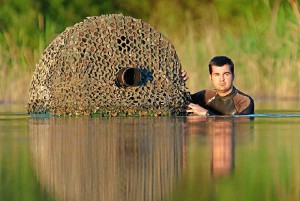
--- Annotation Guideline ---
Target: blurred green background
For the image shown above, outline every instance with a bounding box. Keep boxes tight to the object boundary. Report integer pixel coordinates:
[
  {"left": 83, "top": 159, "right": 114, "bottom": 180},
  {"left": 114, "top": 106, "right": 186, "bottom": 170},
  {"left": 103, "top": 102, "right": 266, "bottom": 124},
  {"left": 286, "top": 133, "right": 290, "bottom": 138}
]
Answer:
[{"left": 0, "top": 0, "right": 300, "bottom": 105}]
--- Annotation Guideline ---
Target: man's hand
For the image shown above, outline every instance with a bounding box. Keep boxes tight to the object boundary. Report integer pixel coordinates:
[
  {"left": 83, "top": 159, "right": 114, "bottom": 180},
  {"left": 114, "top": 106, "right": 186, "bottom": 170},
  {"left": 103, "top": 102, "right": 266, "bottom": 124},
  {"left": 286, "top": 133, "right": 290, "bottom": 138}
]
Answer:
[
  {"left": 187, "top": 103, "right": 209, "bottom": 116},
  {"left": 181, "top": 69, "right": 189, "bottom": 81}
]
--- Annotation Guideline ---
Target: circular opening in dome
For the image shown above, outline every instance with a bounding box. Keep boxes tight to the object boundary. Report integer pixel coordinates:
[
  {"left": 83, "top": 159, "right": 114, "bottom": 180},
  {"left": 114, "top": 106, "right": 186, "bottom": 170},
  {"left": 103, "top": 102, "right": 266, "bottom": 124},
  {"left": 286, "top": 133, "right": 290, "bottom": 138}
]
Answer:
[{"left": 116, "top": 68, "right": 141, "bottom": 87}]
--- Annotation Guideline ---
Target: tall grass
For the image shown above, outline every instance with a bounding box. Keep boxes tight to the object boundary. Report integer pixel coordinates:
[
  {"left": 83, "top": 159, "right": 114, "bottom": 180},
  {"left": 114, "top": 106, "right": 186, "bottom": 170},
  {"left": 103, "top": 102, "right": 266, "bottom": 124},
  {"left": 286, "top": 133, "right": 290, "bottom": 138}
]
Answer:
[
  {"left": 0, "top": 11, "right": 57, "bottom": 104},
  {"left": 160, "top": 0, "right": 300, "bottom": 100},
  {"left": 1, "top": 0, "right": 300, "bottom": 104}
]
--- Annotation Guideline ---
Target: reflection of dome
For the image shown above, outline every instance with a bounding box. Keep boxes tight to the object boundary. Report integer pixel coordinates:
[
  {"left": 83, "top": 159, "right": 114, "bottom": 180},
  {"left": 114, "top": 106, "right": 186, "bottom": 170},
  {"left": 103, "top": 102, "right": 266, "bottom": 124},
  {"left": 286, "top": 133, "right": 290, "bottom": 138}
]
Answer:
[
  {"left": 27, "top": 14, "right": 190, "bottom": 116},
  {"left": 29, "top": 117, "right": 185, "bottom": 201}
]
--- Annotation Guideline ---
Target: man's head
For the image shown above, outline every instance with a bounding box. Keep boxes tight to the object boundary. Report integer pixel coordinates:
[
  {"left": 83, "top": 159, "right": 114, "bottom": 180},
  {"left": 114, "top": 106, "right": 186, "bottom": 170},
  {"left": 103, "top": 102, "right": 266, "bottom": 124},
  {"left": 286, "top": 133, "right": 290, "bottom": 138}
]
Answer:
[
  {"left": 208, "top": 56, "right": 235, "bottom": 96},
  {"left": 208, "top": 56, "right": 234, "bottom": 75}
]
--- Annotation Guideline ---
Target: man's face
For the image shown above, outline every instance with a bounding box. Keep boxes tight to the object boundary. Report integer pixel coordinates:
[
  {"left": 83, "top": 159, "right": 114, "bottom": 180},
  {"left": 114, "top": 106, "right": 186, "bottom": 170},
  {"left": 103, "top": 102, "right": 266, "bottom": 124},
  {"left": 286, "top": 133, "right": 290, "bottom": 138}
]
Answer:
[{"left": 210, "top": 64, "right": 234, "bottom": 96}]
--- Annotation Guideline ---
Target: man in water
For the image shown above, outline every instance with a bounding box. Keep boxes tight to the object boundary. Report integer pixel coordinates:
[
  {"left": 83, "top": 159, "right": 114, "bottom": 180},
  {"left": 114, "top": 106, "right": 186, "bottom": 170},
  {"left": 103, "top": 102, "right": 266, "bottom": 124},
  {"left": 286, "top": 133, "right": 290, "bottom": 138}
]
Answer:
[{"left": 184, "top": 56, "right": 254, "bottom": 116}]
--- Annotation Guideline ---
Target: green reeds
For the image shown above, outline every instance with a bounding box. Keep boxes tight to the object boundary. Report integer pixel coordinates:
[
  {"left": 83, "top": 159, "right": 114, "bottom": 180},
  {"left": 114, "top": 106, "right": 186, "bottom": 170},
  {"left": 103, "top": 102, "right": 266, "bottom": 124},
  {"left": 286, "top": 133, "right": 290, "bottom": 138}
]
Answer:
[
  {"left": 160, "top": 0, "right": 300, "bottom": 100},
  {"left": 1, "top": 0, "right": 300, "bottom": 103},
  {"left": 0, "top": 11, "right": 57, "bottom": 104}
]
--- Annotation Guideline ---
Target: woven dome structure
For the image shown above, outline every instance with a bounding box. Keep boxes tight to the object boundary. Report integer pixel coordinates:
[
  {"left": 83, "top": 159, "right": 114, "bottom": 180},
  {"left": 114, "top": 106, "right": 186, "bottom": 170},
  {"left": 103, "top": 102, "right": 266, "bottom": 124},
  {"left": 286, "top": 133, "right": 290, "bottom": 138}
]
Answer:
[{"left": 27, "top": 14, "right": 190, "bottom": 116}]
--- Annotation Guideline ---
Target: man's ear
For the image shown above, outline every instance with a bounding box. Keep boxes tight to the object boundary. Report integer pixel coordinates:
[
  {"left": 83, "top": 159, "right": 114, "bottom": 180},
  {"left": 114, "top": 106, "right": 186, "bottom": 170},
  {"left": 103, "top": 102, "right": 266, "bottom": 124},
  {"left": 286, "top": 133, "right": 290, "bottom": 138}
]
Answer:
[
  {"left": 232, "top": 73, "right": 235, "bottom": 81},
  {"left": 209, "top": 74, "right": 212, "bottom": 81}
]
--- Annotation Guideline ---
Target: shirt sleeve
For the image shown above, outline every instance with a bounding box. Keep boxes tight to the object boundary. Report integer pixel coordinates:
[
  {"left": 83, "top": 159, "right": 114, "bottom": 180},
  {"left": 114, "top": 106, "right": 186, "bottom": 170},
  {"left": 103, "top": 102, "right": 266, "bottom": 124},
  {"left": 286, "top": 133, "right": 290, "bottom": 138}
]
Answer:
[
  {"left": 237, "top": 97, "right": 255, "bottom": 115},
  {"left": 190, "top": 90, "right": 206, "bottom": 107}
]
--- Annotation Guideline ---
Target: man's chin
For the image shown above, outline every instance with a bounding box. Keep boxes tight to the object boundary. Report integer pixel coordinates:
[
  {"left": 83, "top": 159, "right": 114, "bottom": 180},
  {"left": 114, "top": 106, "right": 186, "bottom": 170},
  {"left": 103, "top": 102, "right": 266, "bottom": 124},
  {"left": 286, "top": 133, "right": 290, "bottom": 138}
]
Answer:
[{"left": 216, "top": 87, "right": 232, "bottom": 96}]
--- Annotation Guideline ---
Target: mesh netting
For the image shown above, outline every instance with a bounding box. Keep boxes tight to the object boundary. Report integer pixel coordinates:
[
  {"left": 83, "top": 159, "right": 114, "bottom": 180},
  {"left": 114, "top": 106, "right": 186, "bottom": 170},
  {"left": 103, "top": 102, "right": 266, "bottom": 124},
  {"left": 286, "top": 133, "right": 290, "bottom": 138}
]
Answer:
[{"left": 27, "top": 14, "right": 190, "bottom": 116}]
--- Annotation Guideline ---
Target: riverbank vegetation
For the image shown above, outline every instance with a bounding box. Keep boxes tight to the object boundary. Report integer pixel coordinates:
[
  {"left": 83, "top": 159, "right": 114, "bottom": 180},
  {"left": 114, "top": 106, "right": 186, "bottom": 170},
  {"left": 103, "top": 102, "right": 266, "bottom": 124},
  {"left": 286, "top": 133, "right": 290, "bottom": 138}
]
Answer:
[{"left": 0, "top": 0, "right": 300, "bottom": 103}]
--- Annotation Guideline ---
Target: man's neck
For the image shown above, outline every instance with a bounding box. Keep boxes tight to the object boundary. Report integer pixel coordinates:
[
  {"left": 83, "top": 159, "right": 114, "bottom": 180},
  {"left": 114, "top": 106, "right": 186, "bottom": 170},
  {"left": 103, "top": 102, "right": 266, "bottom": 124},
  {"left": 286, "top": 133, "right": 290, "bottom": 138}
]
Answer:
[{"left": 217, "top": 87, "right": 234, "bottom": 97}]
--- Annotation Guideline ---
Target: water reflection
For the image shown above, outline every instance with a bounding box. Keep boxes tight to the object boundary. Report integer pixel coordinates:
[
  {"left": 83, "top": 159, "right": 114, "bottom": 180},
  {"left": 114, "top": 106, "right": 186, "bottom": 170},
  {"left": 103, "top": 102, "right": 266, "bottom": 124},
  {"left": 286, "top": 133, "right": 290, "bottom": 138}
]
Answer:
[
  {"left": 186, "top": 116, "right": 252, "bottom": 177},
  {"left": 29, "top": 117, "right": 185, "bottom": 201},
  {"left": 210, "top": 119, "right": 234, "bottom": 176}
]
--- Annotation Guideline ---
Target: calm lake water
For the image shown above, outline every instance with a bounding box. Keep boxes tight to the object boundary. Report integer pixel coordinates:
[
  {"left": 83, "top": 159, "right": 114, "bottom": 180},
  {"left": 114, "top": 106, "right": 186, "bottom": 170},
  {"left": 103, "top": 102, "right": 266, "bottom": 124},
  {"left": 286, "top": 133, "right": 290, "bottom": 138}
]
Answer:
[{"left": 0, "top": 101, "right": 300, "bottom": 201}]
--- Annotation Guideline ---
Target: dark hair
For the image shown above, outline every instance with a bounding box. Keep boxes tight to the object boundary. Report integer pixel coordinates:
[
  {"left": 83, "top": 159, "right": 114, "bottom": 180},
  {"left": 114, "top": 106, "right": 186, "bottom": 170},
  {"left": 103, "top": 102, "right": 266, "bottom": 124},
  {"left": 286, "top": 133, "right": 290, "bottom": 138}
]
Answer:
[{"left": 208, "top": 56, "right": 234, "bottom": 75}]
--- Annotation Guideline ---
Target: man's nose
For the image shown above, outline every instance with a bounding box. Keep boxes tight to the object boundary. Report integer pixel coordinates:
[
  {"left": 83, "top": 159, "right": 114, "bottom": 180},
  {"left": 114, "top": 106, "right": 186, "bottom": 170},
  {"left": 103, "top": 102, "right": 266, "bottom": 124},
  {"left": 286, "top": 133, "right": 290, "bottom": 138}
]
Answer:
[{"left": 220, "top": 75, "right": 225, "bottom": 81}]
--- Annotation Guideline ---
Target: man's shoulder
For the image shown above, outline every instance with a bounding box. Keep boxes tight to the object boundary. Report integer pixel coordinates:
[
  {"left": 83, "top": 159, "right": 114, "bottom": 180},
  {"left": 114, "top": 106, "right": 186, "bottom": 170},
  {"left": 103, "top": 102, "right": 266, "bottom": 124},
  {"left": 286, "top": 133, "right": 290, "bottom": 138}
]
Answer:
[
  {"left": 233, "top": 88, "right": 255, "bottom": 114},
  {"left": 191, "top": 89, "right": 216, "bottom": 104},
  {"left": 234, "top": 89, "right": 254, "bottom": 102},
  {"left": 193, "top": 89, "right": 216, "bottom": 97}
]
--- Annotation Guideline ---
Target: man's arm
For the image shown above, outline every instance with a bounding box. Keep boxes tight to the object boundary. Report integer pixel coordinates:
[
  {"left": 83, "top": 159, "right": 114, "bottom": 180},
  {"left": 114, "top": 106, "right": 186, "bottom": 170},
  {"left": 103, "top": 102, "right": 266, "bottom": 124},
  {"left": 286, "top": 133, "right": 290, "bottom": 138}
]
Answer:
[
  {"left": 181, "top": 69, "right": 215, "bottom": 116},
  {"left": 234, "top": 94, "right": 255, "bottom": 115},
  {"left": 187, "top": 103, "right": 213, "bottom": 116},
  {"left": 237, "top": 98, "right": 254, "bottom": 115}
]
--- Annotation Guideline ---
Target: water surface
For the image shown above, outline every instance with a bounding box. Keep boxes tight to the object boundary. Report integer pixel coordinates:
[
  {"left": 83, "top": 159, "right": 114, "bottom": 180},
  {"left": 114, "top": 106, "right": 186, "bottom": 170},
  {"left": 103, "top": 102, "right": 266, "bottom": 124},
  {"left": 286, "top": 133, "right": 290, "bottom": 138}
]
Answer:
[{"left": 0, "top": 105, "right": 299, "bottom": 201}]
